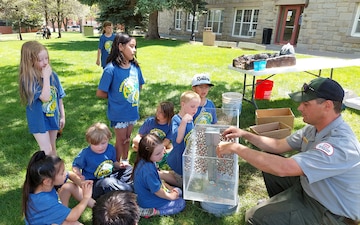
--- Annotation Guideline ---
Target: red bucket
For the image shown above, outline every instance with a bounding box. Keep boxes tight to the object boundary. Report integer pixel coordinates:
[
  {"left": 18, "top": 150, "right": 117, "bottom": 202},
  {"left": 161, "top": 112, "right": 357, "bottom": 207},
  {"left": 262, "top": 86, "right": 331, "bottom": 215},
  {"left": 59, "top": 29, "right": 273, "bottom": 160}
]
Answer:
[{"left": 255, "top": 79, "right": 274, "bottom": 100}]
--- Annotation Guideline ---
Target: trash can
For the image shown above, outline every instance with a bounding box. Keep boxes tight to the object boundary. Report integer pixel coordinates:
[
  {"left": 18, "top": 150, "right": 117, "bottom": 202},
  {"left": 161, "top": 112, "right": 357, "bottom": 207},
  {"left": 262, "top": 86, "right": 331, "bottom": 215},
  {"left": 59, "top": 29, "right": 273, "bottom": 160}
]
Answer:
[
  {"left": 83, "top": 25, "right": 94, "bottom": 36},
  {"left": 262, "top": 28, "right": 272, "bottom": 45},
  {"left": 203, "top": 27, "right": 215, "bottom": 46}
]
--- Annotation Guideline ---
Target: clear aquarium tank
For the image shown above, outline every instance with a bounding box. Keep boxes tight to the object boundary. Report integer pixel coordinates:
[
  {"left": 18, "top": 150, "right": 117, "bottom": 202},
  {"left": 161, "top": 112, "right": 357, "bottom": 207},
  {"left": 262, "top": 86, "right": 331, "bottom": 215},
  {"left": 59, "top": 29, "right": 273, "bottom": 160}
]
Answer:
[{"left": 182, "top": 108, "right": 239, "bottom": 205}]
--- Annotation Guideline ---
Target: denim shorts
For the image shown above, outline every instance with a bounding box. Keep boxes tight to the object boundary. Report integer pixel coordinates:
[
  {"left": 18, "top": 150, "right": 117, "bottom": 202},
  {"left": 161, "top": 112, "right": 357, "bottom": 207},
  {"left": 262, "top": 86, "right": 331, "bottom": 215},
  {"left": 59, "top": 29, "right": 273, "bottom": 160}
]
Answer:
[{"left": 110, "top": 120, "right": 137, "bottom": 129}]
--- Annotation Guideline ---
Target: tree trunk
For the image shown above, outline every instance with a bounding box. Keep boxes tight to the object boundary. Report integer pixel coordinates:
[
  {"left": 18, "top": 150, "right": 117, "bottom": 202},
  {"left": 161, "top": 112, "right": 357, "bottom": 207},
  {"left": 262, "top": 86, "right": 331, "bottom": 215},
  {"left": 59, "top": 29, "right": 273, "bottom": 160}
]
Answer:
[
  {"left": 146, "top": 11, "right": 160, "bottom": 40},
  {"left": 57, "top": 0, "right": 62, "bottom": 38},
  {"left": 63, "top": 18, "right": 69, "bottom": 31}
]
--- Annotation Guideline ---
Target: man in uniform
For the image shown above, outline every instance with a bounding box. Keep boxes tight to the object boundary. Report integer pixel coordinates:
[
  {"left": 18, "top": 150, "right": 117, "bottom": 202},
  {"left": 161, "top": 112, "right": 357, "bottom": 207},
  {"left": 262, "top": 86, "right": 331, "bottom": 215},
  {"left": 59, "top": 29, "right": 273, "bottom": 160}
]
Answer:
[{"left": 217, "top": 77, "right": 360, "bottom": 225}]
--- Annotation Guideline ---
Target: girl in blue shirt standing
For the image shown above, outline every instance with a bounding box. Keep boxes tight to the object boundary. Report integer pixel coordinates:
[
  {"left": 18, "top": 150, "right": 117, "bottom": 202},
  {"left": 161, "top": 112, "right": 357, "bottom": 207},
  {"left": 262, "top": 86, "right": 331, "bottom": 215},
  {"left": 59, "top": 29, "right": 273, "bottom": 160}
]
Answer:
[
  {"left": 132, "top": 134, "right": 186, "bottom": 217},
  {"left": 96, "top": 21, "right": 115, "bottom": 68},
  {"left": 97, "top": 33, "right": 145, "bottom": 163},
  {"left": 18, "top": 41, "right": 66, "bottom": 156}
]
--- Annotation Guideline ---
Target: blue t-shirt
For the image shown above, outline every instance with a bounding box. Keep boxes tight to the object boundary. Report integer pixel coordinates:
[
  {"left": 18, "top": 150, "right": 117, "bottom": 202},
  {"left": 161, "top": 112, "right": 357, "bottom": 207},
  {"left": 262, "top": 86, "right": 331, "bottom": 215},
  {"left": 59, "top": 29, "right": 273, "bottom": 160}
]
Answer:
[
  {"left": 26, "top": 72, "right": 66, "bottom": 133},
  {"left": 194, "top": 99, "right": 217, "bottom": 124},
  {"left": 134, "top": 159, "right": 170, "bottom": 208},
  {"left": 139, "top": 116, "right": 172, "bottom": 140},
  {"left": 98, "top": 62, "right": 145, "bottom": 122},
  {"left": 25, "top": 188, "right": 71, "bottom": 225},
  {"left": 72, "top": 144, "right": 117, "bottom": 180},
  {"left": 98, "top": 33, "right": 115, "bottom": 68},
  {"left": 166, "top": 114, "right": 194, "bottom": 175}
]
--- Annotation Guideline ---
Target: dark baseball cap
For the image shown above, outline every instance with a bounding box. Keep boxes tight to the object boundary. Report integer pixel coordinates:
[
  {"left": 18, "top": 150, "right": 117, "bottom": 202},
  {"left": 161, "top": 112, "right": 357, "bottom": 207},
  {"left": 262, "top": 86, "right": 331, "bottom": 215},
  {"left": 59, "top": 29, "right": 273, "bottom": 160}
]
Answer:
[{"left": 289, "top": 77, "right": 344, "bottom": 102}]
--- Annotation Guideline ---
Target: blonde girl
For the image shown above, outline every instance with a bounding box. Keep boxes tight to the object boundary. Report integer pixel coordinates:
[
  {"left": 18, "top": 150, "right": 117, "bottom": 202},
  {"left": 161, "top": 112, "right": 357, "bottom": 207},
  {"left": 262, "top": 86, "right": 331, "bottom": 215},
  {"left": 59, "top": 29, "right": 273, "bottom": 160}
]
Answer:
[{"left": 18, "top": 41, "right": 66, "bottom": 155}]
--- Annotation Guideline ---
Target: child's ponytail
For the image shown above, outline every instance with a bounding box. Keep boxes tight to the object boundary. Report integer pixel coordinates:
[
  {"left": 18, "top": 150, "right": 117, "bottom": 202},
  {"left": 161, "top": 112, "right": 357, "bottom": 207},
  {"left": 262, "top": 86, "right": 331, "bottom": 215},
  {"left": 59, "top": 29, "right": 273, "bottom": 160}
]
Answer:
[{"left": 21, "top": 151, "right": 63, "bottom": 219}]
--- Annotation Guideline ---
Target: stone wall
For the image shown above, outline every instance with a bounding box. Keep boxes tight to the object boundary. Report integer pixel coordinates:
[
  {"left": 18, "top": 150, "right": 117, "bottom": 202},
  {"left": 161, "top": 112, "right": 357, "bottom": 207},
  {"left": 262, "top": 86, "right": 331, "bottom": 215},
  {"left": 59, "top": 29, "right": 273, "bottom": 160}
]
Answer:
[
  {"left": 297, "top": 0, "right": 360, "bottom": 54},
  {"left": 158, "top": 0, "right": 360, "bottom": 54}
]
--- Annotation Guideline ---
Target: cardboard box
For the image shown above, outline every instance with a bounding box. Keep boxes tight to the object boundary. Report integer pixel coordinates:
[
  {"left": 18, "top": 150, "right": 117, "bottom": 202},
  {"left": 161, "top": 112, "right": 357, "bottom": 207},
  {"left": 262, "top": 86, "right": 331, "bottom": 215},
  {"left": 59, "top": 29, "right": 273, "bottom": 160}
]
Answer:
[
  {"left": 249, "top": 122, "right": 291, "bottom": 139},
  {"left": 255, "top": 108, "right": 294, "bottom": 128}
]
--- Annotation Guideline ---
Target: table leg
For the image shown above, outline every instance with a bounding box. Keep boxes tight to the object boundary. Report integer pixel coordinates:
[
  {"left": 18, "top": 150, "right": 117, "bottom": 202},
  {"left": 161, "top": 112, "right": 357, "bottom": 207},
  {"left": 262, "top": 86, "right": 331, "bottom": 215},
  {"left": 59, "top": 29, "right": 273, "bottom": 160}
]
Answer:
[
  {"left": 330, "top": 68, "right": 333, "bottom": 79},
  {"left": 251, "top": 76, "right": 258, "bottom": 109},
  {"left": 242, "top": 73, "right": 258, "bottom": 109}
]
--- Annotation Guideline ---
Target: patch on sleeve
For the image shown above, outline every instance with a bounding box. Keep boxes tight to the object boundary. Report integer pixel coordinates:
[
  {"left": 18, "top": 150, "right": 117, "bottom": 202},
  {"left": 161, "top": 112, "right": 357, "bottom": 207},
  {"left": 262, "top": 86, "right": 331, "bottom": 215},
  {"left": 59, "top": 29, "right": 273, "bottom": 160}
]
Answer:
[{"left": 315, "top": 142, "right": 334, "bottom": 156}]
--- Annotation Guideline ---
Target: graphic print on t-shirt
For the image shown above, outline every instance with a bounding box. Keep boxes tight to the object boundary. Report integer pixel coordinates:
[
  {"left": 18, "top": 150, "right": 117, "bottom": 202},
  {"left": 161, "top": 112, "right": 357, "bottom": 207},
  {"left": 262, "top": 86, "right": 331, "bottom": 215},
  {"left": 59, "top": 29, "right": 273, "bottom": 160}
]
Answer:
[
  {"left": 104, "top": 40, "right": 113, "bottom": 54},
  {"left": 42, "top": 86, "right": 57, "bottom": 117},
  {"left": 94, "top": 159, "right": 114, "bottom": 179},
  {"left": 150, "top": 128, "right": 166, "bottom": 140},
  {"left": 119, "top": 67, "right": 139, "bottom": 107}
]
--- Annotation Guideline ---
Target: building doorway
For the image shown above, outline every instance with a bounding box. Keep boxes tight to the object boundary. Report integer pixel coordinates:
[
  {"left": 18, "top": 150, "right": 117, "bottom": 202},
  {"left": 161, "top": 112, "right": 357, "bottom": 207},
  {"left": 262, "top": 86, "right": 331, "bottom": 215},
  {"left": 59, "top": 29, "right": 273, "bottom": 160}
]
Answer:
[{"left": 275, "top": 5, "right": 303, "bottom": 45}]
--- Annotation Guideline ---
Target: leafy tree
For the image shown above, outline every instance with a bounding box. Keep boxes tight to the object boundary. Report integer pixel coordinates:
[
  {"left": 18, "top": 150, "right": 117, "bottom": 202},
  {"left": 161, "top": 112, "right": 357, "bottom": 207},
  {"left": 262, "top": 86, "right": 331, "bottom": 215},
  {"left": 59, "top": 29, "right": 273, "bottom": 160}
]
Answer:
[
  {"left": 1, "top": 0, "right": 43, "bottom": 40},
  {"left": 78, "top": 0, "right": 207, "bottom": 39},
  {"left": 96, "top": 0, "right": 144, "bottom": 32}
]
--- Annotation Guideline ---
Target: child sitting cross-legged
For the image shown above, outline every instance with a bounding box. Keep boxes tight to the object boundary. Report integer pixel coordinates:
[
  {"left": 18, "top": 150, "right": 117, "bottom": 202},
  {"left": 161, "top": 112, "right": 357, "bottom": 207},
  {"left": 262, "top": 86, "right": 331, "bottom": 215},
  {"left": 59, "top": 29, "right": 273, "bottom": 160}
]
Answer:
[
  {"left": 132, "top": 134, "right": 186, "bottom": 217},
  {"left": 72, "top": 122, "right": 133, "bottom": 200}
]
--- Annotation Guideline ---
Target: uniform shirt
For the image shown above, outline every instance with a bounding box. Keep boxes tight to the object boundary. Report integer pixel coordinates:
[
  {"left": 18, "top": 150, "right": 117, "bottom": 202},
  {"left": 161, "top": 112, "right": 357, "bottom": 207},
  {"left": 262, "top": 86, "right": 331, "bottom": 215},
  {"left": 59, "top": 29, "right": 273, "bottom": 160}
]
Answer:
[
  {"left": 98, "top": 62, "right": 145, "bottom": 122},
  {"left": 288, "top": 116, "right": 360, "bottom": 220},
  {"left": 72, "top": 144, "right": 116, "bottom": 180},
  {"left": 194, "top": 99, "right": 217, "bottom": 124},
  {"left": 167, "top": 114, "right": 194, "bottom": 175},
  {"left": 134, "top": 159, "right": 170, "bottom": 208},
  {"left": 26, "top": 72, "right": 66, "bottom": 133},
  {"left": 139, "top": 116, "right": 172, "bottom": 140},
  {"left": 25, "top": 188, "right": 70, "bottom": 225},
  {"left": 98, "top": 33, "right": 115, "bottom": 68}
]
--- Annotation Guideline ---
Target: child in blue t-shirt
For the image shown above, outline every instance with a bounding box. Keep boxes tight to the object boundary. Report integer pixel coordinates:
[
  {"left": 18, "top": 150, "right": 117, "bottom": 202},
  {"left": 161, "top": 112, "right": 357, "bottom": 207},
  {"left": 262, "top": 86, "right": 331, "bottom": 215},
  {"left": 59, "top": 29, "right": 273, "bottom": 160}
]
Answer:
[
  {"left": 132, "top": 134, "right": 185, "bottom": 217},
  {"left": 96, "top": 21, "right": 115, "bottom": 69},
  {"left": 97, "top": 33, "right": 145, "bottom": 163},
  {"left": 18, "top": 41, "right": 66, "bottom": 156},
  {"left": 162, "top": 91, "right": 201, "bottom": 188},
  {"left": 191, "top": 73, "right": 217, "bottom": 124},
  {"left": 72, "top": 122, "right": 133, "bottom": 199},
  {"left": 132, "top": 101, "right": 174, "bottom": 152},
  {"left": 22, "top": 151, "right": 93, "bottom": 225}
]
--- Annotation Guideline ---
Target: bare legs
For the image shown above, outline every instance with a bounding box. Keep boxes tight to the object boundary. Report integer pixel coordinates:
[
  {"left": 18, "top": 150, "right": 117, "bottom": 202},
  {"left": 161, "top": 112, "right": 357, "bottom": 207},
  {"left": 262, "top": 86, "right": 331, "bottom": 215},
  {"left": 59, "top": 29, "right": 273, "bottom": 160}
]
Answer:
[
  {"left": 114, "top": 124, "right": 133, "bottom": 162},
  {"left": 33, "top": 130, "right": 58, "bottom": 155},
  {"left": 58, "top": 182, "right": 96, "bottom": 208}
]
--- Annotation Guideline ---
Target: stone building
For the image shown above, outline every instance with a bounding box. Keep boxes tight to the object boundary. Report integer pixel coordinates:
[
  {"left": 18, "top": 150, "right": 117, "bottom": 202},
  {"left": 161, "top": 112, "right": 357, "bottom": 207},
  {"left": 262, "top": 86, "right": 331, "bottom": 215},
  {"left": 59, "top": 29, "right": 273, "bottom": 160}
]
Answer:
[{"left": 158, "top": 0, "right": 360, "bottom": 55}]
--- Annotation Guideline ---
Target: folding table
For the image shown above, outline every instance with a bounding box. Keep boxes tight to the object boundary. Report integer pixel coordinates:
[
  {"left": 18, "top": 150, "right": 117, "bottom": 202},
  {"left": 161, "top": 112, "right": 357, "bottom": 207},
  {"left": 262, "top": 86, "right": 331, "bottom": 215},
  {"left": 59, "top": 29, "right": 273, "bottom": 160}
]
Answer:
[{"left": 228, "top": 57, "right": 360, "bottom": 109}]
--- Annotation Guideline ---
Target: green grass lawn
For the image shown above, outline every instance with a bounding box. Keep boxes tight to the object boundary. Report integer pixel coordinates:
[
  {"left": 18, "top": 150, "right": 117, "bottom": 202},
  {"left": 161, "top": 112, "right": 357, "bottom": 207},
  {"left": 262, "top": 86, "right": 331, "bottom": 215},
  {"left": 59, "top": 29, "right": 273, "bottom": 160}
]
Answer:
[{"left": 0, "top": 32, "right": 359, "bottom": 225}]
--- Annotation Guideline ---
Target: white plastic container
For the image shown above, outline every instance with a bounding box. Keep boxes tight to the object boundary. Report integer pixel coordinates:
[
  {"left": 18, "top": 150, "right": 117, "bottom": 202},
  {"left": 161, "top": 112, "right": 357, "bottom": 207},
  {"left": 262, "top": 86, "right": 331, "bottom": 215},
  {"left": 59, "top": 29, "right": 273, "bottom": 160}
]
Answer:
[{"left": 222, "top": 92, "right": 242, "bottom": 117}]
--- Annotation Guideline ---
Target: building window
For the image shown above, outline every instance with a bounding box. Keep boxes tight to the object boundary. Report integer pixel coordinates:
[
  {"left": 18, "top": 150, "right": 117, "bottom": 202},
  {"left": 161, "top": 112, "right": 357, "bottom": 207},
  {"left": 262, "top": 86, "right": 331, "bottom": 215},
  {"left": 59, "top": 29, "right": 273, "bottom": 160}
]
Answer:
[
  {"left": 175, "top": 10, "right": 182, "bottom": 30},
  {"left": 233, "top": 9, "right": 259, "bottom": 37},
  {"left": 351, "top": 4, "right": 360, "bottom": 37},
  {"left": 206, "top": 9, "right": 224, "bottom": 34},
  {"left": 186, "top": 12, "right": 199, "bottom": 32}
]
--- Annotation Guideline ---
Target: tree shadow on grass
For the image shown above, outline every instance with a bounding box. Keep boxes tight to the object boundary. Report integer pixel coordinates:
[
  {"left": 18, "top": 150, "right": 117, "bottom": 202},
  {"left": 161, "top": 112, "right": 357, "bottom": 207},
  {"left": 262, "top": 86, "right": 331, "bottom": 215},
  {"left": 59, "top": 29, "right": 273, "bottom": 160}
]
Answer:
[{"left": 44, "top": 36, "right": 187, "bottom": 53}]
